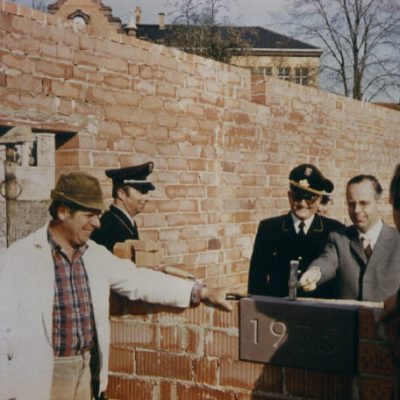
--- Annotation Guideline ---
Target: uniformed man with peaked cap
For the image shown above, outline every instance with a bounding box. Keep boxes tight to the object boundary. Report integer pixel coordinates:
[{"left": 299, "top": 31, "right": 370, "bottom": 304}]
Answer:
[
  {"left": 91, "top": 162, "right": 155, "bottom": 252},
  {"left": 248, "top": 163, "right": 344, "bottom": 298}
]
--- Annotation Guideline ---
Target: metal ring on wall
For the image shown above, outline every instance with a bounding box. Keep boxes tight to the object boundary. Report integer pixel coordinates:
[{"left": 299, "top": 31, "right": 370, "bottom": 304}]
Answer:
[{"left": 0, "top": 180, "right": 23, "bottom": 200}]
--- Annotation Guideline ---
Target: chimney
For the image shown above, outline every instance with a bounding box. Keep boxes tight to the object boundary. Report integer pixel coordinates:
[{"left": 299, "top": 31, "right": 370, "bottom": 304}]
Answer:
[
  {"left": 126, "top": 10, "right": 137, "bottom": 36},
  {"left": 135, "top": 6, "right": 141, "bottom": 25},
  {"left": 158, "top": 12, "right": 165, "bottom": 30}
]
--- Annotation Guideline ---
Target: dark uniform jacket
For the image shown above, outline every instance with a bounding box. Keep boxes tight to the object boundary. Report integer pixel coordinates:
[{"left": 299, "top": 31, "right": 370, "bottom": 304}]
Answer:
[
  {"left": 91, "top": 204, "right": 139, "bottom": 252},
  {"left": 248, "top": 212, "right": 344, "bottom": 298}
]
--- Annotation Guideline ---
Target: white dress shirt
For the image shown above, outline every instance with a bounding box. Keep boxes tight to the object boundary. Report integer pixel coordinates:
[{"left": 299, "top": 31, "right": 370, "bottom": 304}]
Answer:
[
  {"left": 358, "top": 219, "right": 383, "bottom": 250},
  {"left": 291, "top": 213, "right": 315, "bottom": 234}
]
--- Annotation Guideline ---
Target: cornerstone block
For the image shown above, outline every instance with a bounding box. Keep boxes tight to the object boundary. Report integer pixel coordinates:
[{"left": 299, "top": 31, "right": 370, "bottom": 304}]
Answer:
[{"left": 240, "top": 296, "right": 359, "bottom": 374}]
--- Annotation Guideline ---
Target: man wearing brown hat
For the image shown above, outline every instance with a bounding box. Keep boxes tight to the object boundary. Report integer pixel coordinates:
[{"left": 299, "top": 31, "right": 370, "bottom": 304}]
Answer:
[
  {"left": 91, "top": 162, "right": 155, "bottom": 252},
  {"left": 300, "top": 174, "right": 400, "bottom": 302},
  {"left": 248, "top": 164, "right": 344, "bottom": 298},
  {"left": 0, "top": 171, "right": 233, "bottom": 400}
]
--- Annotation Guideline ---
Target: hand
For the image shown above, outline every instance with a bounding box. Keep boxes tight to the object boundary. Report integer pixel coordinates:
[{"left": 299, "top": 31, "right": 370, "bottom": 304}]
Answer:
[
  {"left": 379, "top": 293, "right": 398, "bottom": 321},
  {"left": 200, "top": 286, "right": 235, "bottom": 311},
  {"left": 299, "top": 266, "right": 321, "bottom": 292}
]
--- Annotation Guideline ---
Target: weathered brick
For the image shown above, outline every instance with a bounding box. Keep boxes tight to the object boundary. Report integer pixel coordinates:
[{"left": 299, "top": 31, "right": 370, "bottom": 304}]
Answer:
[
  {"left": 110, "top": 319, "right": 156, "bottom": 348},
  {"left": 359, "top": 375, "right": 393, "bottom": 400},
  {"left": 86, "top": 87, "right": 115, "bottom": 105},
  {"left": 176, "top": 384, "right": 236, "bottom": 400},
  {"left": 55, "top": 151, "right": 79, "bottom": 168},
  {"left": 2, "top": 52, "right": 34, "bottom": 74},
  {"left": 105, "top": 105, "right": 135, "bottom": 123},
  {"left": 113, "top": 91, "right": 141, "bottom": 106},
  {"left": 220, "top": 359, "right": 280, "bottom": 391},
  {"left": 358, "top": 341, "right": 394, "bottom": 376},
  {"left": 106, "top": 376, "right": 153, "bottom": 400},
  {"left": 35, "top": 59, "right": 66, "bottom": 78},
  {"left": 73, "top": 51, "right": 99, "bottom": 68},
  {"left": 205, "top": 329, "right": 239, "bottom": 359},
  {"left": 140, "top": 95, "right": 164, "bottom": 110},
  {"left": 109, "top": 346, "right": 134, "bottom": 374},
  {"left": 51, "top": 81, "right": 82, "bottom": 99},
  {"left": 194, "top": 357, "right": 219, "bottom": 385},
  {"left": 7, "top": 74, "right": 42, "bottom": 93},
  {"left": 359, "top": 307, "right": 381, "bottom": 341},
  {"left": 136, "top": 350, "right": 192, "bottom": 380},
  {"left": 159, "top": 381, "right": 174, "bottom": 400},
  {"left": 159, "top": 325, "right": 185, "bottom": 352},
  {"left": 103, "top": 73, "right": 129, "bottom": 89},
  {"left": 98, "top": 56, "right": 128, "bottom": 73},
  {"left": 0, "top": 71, "right": 6, "bottom": 87},
  {"left": 157, "top": 111, "right": 178, "bottom": 128},
  {"left": 156, "top": 82, "right": 177, "bottom": 98}
]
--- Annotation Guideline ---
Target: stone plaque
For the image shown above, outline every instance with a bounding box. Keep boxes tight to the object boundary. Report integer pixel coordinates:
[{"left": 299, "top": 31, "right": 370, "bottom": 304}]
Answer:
[{"left": 240, "top": 296, "right": 359, "bottom": 374}]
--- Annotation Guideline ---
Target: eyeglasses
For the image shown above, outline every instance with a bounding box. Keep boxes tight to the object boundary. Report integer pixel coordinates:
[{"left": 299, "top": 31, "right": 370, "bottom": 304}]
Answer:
[{"left": 290, "top": 191, "right": 320, "bottom": 205}]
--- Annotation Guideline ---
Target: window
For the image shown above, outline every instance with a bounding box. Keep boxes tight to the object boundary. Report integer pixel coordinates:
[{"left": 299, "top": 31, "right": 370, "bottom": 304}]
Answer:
[
  {"left": 278, "top": 67, "right": 290, "bottom": 81},
  {"left": 295, "top": 68, "right": 309, "bottom": 86},
  {"left": 252, "top": 67, "right": 272, "bottom": 76},
  {"left": 68, "top": 10, "right": 90, "bottom": 32}
]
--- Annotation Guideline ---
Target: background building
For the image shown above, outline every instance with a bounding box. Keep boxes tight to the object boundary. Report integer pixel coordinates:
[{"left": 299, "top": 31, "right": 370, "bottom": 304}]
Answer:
[{"left": 47, "top": 0, "right": 322, "bottom": 87}]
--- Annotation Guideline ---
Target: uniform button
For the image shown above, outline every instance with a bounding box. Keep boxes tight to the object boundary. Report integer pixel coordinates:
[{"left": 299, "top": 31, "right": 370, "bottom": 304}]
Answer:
[{"left": 7, "top": 353, "right": 13, "bottom": 361}]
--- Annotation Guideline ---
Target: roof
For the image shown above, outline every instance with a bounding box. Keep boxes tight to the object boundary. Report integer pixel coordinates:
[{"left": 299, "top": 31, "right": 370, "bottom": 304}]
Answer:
[
  {"left": 134, "top": 24, "right": 322, "bottom": 55},
  {"left": 48, "top": 0, "right": 124, "bottom": 29},
  {"left": 374, "top": 103, "right": 400, "bottom": 111}
]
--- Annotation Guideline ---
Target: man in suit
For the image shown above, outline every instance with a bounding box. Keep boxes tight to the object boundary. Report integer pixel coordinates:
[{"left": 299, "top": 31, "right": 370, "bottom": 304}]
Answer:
[
  {"left": 300, "top": 174, "right": 400, "bottom": 302},
  {"left": 91, "top": 162, "right": 155, "bottom": 252},
  {"left": 248, "top": 164, "right": 344, "bottom": 299},
  {"left": 379, "top": 165, "right": 400, "bottom": 400}
]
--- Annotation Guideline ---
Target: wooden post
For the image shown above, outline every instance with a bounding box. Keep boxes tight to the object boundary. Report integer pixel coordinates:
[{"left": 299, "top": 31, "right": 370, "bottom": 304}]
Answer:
[
  {"left": 5, "top": 145, "right": 18, "bottom": 246},
  {"left": 0, "top": 126, "right": 33, "bottom": 247}
]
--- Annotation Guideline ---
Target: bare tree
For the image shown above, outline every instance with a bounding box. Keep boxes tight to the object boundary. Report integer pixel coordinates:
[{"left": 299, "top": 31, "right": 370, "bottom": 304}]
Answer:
[
  {"left": 286, "top": 0, "right": 400, "bottom": 101},
  {"left": 166, "top": 0, "right": 258, "bottom": 63}
]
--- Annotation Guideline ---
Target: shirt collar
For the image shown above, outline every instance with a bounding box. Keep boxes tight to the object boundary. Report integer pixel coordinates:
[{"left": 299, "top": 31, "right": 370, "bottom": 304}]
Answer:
[
  {"left": 291, "top": 213, "right": 315, "bottom": 234},
  {"left": 112, "top": 203, "right": 136, "bottom": 227},
  {"left": 47, "top": 227, "right": 88, "bottom": 257},
  {"left": 358, "top": 219, "right": 383, "bottom": 248}
]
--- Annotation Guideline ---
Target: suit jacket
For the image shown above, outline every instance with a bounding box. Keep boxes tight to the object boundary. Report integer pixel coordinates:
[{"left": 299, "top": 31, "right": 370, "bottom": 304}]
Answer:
[
  {"left": 91, "top": 204, "right": 139, "bottom": 252},
  {"left": 313, "top": 222, "right": 400, "bottom": 302},
  {"left": 248, "top": 213, "right": 344, "bottom": 298},
  {"left": 0, "top": 225, "right": 194, "bottom": 400}
]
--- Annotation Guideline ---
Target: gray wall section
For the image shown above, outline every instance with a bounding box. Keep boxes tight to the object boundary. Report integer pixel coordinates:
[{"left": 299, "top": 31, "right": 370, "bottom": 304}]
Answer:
[{"left": 0, "top": 200, "right": 50, "bottom": 251}]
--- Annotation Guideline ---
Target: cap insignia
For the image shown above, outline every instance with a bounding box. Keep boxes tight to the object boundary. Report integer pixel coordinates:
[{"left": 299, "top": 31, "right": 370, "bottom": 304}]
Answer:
[
  {"left": 299, "top": 179, "right": 310, "bottom": 187},
  {"left": 304, "top": 167, "right": 312, "bottom": 177}
]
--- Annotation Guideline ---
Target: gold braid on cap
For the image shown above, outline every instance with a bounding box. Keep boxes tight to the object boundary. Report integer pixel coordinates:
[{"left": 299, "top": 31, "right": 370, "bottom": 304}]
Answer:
[{"left": 289, "top": 180, "right": 324, "bottom": 196}]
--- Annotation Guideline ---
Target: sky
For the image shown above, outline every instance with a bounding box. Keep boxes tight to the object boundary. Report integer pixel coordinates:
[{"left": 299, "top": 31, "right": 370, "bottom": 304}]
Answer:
[{"left": 13, "top": 0, "right": 289, "bottom": 30}]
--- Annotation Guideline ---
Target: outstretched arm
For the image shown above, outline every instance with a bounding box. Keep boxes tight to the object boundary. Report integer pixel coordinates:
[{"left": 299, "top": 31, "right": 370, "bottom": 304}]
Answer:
[
  {"left": 299, "top": 266, "right": 322, "bottom": 292},
  {"left": 200, "top": 286, "right": 241, "bottom": 311}
]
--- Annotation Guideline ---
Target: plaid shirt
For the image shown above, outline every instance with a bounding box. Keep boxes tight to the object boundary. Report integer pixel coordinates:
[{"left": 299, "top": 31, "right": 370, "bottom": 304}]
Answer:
[{"left": 48, "top": 232, "right": 95, "bottom": 357}]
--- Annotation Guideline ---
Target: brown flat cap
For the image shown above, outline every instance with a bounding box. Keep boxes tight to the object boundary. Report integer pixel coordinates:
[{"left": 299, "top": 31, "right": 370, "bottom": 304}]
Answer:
[{"left": 51, "top": 171, "right": 105, "bottom": 212}]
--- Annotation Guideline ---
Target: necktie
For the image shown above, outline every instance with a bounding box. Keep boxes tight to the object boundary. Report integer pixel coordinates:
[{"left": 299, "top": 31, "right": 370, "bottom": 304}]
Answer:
[
  {"left": 298, "top": 221, "right": 306, "bottom": 238},
  {"left": 361, "top": 237, "right": 373, "bottom": 259}
]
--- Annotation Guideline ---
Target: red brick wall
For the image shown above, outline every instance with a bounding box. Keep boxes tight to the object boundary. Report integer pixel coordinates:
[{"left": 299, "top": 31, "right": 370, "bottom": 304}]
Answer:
[
  {"left": 1, "top": 0, "right": 400, "bottom": 288},
  {"left": 108, "top": 302, "right": 395, "bottom": 400},
  {"left": 1, "top": 2, "right": 400, "bottom": 398}
]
